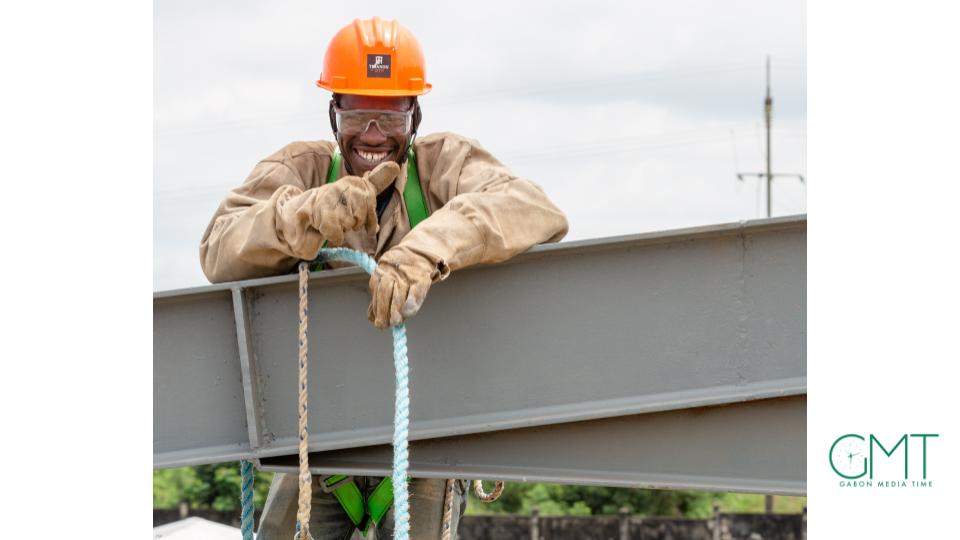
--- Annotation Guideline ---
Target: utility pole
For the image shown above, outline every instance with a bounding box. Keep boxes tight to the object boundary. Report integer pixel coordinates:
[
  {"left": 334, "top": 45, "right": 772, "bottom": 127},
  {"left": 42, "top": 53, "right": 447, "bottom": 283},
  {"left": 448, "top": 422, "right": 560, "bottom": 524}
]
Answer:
[
  {"left": 760, "top": 55, "right": 772, "bottom": 514},
  {"left": 764, "top": 60, "right": 774, "bottom": 529},
  {"left": 737, "top": 56, "right": 805, "bottom": 218},
  {"left": 765, "top": 56, "right": 773, "bottom": 218}
]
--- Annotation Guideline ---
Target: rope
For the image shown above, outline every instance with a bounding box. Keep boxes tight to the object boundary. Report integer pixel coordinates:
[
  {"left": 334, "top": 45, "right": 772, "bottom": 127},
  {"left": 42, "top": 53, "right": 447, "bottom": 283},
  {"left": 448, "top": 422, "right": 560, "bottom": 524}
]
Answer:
[
  {"left": 295, "top": 262, "right": 313, "bottom": 540},
  {"left": 474, "top": 480, "right": 505, "bottom": 502},
  {"left": 308, "top": 248, "right": 412, "bottom": 540},
  {"left": 237, "top": 248, "right": 495, "bottom": 540},
  {"left": 240, "top": 460, "right": 255, "bottom": 540},
  {"left": 440, "top": 479, "right": 456, "bottom": 540}
]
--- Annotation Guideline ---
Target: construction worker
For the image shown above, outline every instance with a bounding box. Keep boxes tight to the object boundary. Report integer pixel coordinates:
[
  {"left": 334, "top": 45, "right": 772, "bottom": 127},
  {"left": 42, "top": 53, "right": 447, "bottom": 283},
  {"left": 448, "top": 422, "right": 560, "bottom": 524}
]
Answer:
[{"left": 199, "top": 17, "right": 568, "bottom": 539}]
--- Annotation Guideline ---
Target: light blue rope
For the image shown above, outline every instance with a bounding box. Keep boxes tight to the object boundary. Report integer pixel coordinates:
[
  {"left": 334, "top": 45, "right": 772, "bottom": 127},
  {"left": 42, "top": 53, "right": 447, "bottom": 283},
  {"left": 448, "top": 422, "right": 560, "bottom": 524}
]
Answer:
[
  {"left": 313, "top": 247, "right": 411, "bottom": 540},
  {"left": 240, "top": 459, "right": 255, "bottom": 540}
]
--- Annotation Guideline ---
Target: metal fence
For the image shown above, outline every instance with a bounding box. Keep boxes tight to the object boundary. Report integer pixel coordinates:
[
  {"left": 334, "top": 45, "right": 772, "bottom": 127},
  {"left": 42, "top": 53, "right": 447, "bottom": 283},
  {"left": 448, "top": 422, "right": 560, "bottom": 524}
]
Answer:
[
  {"left": 459, "top": 507, "right": 806, "bottom": 540},
  {"left": 154, "top": 505, "right": 806, "bottom": 540}
]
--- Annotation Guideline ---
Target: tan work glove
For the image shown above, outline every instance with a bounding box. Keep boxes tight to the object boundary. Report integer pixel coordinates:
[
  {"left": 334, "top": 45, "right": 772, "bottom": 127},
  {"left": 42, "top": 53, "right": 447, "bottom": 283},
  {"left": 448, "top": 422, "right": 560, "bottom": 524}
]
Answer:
[
  {"left": 278, "top": 161, "right": 400, "bottom": 250},
  {"left": 368, "top": 245, "right": 443, "bottom": 329}
]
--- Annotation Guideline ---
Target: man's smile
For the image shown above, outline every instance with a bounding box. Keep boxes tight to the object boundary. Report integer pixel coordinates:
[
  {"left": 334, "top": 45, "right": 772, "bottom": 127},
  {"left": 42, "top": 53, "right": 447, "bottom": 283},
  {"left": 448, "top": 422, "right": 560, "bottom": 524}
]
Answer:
[{"left": 353, "top": 147, "right": 395, "bottom": 167}]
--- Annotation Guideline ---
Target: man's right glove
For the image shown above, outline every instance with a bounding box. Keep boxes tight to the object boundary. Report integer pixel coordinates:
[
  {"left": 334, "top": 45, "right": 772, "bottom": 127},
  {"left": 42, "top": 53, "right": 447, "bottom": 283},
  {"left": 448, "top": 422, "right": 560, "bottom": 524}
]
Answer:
[
  {"left": 278, "top": 161, "right": 400, "bottom": 250},
  {"left": 315, "top": 161, "right": 400, "bottom": 244}
]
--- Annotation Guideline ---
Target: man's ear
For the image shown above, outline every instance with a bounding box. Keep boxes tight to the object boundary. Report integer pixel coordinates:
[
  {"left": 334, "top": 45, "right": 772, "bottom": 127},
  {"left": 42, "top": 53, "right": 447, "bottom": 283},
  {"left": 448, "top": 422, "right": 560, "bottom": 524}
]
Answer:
[
  {"left": 328, "top": 98, "right": 338, "bottom": 137},
  {"left": 411, "top": 99, "right": 422, "bottom": 136}
]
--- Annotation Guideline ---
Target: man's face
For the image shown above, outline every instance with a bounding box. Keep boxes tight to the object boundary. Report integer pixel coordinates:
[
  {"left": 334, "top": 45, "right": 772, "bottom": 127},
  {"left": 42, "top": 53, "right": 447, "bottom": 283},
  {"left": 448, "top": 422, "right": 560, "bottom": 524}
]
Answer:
[{"left": 336, "top": 94, "right": 414, "bottom": 176}]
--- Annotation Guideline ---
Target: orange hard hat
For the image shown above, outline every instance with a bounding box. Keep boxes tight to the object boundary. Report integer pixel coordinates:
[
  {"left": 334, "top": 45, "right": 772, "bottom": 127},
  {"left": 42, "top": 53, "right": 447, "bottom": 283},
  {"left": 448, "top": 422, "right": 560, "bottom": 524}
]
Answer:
[{"left": 317, "top": 17, "right": 432, "bottom": 97}]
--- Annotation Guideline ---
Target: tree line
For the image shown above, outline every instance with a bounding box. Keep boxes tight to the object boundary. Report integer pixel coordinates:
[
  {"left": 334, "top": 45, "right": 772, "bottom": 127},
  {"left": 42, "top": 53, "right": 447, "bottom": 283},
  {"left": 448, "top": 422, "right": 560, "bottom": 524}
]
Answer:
[{"left": 154, "top": 464, "right": 804, "bottom": 517}]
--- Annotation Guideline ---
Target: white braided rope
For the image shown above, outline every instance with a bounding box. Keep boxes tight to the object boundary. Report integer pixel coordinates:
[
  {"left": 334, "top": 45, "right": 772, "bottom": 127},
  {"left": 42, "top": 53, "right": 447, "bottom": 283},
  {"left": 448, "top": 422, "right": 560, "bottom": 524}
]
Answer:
[{"left": 295, "top": 262, "right": 313, "bottom": 540}]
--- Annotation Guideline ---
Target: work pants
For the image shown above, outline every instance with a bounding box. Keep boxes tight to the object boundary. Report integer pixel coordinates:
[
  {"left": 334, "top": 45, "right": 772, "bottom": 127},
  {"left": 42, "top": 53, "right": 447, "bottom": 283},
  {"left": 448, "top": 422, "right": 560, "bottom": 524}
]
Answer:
[{"left": 256, "top": 473, "right": 468, "bottom": 540}]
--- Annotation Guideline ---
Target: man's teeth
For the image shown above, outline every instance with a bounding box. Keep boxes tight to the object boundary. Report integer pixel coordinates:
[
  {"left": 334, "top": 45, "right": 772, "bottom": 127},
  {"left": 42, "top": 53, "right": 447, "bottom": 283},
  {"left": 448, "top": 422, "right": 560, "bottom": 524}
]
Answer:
[{"left": 358, "top": 150, "right": 389, "bottom": 163}]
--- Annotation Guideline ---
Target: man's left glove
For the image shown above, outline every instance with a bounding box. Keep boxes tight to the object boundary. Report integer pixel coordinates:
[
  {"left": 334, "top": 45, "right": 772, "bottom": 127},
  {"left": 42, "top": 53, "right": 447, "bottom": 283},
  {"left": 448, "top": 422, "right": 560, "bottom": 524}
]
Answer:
[{"left": 368, "top": 245, "right": 442, "bottom": 329}]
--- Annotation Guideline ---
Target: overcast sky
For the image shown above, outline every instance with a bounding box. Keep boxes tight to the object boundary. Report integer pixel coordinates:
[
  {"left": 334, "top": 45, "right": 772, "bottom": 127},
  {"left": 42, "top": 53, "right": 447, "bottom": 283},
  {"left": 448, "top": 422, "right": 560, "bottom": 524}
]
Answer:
[{"left": 155, "top": 0, "right": 806, "bottom": 291}]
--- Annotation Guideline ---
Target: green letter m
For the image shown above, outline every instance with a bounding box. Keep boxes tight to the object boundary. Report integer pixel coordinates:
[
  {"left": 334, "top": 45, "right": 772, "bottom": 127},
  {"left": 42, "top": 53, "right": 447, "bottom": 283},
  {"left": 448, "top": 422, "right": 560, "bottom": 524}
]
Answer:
[{"left": 870, "top": 434, "right": 908, "bottom": 479}]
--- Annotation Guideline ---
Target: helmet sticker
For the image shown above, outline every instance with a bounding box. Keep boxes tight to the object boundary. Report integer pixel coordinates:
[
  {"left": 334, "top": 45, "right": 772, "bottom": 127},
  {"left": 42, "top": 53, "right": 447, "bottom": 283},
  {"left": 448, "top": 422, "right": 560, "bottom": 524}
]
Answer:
[{"left": 367, "top": 54, "right": 392, "bottom": 78}]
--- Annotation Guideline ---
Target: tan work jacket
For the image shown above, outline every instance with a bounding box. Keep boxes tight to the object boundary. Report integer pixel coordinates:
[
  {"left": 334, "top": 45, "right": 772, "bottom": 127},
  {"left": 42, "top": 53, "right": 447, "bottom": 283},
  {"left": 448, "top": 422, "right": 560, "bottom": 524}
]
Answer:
[{"left": 199, "top": 132, "right": 569, "bottom": 283}]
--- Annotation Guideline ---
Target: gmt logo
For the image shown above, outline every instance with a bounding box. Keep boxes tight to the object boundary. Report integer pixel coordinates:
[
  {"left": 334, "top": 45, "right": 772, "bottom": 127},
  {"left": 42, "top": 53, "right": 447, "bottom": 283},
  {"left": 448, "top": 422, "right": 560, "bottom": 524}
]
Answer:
[
  {"left": 367, "top": 54, "right": 391, "bottom": 78},
  {"left": 829, "top": 433, "right": 940, "bottom": 488}
]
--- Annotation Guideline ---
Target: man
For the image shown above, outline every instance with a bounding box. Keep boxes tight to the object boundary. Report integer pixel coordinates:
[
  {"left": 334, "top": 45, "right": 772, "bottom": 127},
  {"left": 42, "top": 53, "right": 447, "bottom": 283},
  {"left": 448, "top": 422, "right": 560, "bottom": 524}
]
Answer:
[{"left": 199, "top": 17, "right": 568, "bottom": 539}]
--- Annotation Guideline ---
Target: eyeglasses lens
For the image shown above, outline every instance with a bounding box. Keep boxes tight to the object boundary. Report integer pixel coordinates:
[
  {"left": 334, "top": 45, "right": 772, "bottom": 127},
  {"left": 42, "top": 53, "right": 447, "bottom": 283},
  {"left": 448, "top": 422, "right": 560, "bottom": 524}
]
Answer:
[{"left": 337, "top": 110, "right": 410, "bottom": 135}]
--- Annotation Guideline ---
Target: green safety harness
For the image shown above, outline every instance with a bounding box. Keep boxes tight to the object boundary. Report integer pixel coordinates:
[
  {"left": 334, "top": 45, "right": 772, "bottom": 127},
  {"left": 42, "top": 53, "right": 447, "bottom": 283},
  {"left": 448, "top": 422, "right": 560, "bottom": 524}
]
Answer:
[
  {"left": 318, "top": 147, "right": 429, "bottom": 536},
  {"left": 319, "top": 474, "right": 393, "bottom": 535}
]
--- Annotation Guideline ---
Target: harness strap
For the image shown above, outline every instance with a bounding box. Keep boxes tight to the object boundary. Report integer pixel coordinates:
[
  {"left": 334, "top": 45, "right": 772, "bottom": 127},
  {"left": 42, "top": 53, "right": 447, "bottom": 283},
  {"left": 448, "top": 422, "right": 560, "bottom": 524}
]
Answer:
[
  {"left": 326, "top": 151, "right": 342, "bottom": 184},
  {"left": 401, "top": 149, "right": 429, "bottom": 229},
  {"left": 366, "top": 476, "right": 395, "bottom": 529},
  {"left": 322, "top": 475, "right": 366, "bottom": 528},
  {"left": 322, "top": 475, "right": 394, "bottom": 536}
]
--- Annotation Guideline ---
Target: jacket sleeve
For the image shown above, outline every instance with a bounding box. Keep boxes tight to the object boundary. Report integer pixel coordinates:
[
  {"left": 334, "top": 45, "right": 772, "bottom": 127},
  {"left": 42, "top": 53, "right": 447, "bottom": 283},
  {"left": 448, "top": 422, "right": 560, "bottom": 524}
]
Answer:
[
  {"left": 397, "top": 134, "right": 569, "bottom": 278},
  {"left": 199, "top": 159, "right": 331, "bottom": 283}
]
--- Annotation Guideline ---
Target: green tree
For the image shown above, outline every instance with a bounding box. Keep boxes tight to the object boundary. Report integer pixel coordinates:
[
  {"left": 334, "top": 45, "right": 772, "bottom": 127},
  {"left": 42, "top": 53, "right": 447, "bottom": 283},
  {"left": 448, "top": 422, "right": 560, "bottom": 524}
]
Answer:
[
  {"left": 155, "top": 469, "right": 804, "bottom": 518},
  {"left": 153, "top": 463, "right": 273, "bottom": 511},
  {"left": 466, "top": 482, "right": 714, "bottom": 517}
]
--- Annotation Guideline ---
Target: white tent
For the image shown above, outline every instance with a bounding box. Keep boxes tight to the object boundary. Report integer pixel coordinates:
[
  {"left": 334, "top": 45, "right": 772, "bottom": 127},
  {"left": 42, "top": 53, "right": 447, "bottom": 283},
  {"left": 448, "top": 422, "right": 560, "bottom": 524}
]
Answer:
[{"left": 153, "top": 517, "right": 248, "bottom": 539}]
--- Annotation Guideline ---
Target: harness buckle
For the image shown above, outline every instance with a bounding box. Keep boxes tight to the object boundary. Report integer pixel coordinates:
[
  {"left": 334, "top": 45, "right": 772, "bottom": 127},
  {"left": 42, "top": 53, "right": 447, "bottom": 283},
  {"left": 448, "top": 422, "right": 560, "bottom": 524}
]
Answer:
[{"left": 320, "top": 474, "right": 355, "bottom": 494}]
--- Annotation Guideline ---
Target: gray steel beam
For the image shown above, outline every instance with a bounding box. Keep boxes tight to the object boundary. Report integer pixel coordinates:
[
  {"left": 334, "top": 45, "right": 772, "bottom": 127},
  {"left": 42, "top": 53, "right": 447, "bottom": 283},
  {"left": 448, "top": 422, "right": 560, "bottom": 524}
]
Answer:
[
  {"left": 154, "top": 289, "right": 250, "bottom": 465},
  {"left": 259, "top": 397, "right": 806, "bottom": 495},
  {"left": 233, "top": 286, "right": 265, "bottom": 455},
  {"left": 154, "top": 215, "right": 806, "bottom": 469}
]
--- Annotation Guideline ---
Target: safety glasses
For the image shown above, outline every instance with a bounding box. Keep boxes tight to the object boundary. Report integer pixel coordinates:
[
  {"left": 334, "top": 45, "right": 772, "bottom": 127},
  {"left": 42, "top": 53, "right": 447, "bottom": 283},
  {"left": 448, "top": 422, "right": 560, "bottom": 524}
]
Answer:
[{"left": 333, "top": 107, "right": 414, "bottom": 136}]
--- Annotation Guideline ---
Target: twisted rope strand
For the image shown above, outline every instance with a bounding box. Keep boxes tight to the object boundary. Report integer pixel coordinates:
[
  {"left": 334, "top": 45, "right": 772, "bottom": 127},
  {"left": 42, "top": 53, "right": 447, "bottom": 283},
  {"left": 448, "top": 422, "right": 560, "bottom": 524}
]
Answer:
[
  {"left": 440, "top": 479, "right": 456, "bottom": 540},
  {"left": 296, "top": 262, "right": 312, "bottom": 540},
  {"left": 391, "top": 324, "right": 411, "bottom": 538},
  {"left": 240, "top": 460, "right": 255, "bottom": 540}
]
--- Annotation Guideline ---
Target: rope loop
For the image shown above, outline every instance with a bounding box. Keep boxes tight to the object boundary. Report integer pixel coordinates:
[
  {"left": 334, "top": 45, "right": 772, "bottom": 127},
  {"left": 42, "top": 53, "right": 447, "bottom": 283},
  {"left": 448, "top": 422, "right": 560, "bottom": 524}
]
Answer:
[{"left": 474, "top": 480, "right": 505, "bottom": 503}]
